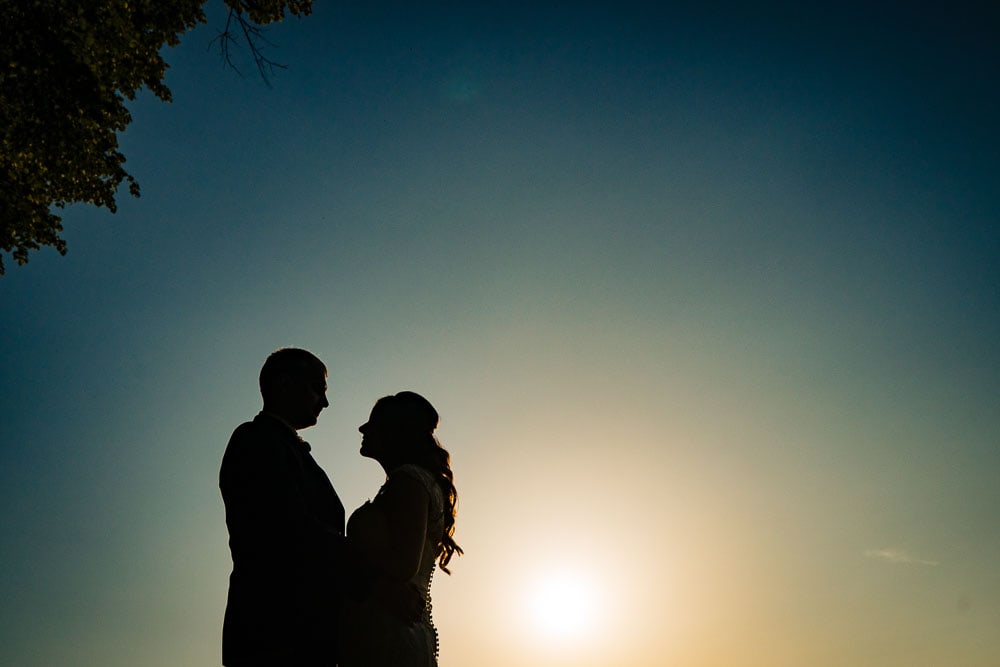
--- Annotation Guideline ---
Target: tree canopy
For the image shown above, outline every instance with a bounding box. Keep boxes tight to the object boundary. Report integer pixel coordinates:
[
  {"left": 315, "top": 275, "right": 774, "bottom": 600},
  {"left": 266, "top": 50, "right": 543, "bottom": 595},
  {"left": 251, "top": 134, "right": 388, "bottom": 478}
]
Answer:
[{"left": 0, "top": 0, "right": 313, "bottom": 274}]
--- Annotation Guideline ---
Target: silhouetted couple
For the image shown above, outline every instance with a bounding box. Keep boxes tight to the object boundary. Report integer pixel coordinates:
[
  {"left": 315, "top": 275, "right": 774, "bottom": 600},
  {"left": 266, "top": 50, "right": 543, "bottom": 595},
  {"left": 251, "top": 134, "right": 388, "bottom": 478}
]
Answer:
[{"left": 220, "top": 348, "right": 461, "bottom": 666}]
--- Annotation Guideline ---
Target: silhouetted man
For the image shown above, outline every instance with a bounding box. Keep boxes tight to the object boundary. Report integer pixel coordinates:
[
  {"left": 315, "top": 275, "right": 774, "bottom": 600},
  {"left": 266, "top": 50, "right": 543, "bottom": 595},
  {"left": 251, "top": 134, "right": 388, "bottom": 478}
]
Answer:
[{"left": 220, "top": 348, "right": 345, "bottom": 666}]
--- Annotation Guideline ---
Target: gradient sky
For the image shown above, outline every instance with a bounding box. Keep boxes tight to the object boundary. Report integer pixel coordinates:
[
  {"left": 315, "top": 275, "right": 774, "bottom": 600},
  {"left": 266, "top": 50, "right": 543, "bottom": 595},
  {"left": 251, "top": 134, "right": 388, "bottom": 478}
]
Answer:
[{"left": 2, "top": 3, "right": 998, "bottom": 666}]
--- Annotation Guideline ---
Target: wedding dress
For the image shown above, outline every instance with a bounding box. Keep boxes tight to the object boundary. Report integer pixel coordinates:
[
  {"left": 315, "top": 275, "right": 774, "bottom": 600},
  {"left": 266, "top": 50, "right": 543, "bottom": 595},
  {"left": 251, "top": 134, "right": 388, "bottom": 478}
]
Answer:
[{"left": 339, "top": 464, "right": 445, "bottom": 667}]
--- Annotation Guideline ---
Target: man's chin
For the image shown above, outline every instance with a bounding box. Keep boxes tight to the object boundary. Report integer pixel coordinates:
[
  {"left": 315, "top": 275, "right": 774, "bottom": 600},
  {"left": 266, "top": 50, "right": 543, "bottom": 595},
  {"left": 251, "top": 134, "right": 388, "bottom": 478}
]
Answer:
[{"left": 295, "top": 415, "right": 318, "bottom": 430}]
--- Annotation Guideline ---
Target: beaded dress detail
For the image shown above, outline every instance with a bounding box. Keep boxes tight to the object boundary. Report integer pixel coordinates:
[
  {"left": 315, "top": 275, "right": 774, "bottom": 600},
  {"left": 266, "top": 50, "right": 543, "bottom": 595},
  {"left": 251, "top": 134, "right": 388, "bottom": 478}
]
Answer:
[{"left": 339, "top": 464, "right": 445, "bottom": 667}]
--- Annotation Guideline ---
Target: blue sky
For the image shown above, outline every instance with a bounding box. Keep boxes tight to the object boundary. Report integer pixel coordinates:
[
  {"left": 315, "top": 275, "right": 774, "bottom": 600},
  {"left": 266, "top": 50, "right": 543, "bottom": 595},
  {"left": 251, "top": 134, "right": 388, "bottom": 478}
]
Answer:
[{"left": 2, "top": 3, "right": 998, "bottom": 665}]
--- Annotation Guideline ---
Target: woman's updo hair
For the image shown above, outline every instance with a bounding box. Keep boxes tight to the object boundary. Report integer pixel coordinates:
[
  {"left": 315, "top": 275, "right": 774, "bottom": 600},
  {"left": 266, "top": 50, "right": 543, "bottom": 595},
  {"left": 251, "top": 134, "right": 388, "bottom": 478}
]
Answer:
[{"left": 380, "top": 391, "right": 463, "bottom": 573}]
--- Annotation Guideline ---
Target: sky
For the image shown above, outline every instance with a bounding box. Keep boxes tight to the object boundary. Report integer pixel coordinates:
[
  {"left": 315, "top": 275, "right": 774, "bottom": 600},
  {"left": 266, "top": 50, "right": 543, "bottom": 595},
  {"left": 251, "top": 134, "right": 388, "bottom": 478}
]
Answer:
[{"left": 1, "top": 2, "right": 999, "bottom": 665}]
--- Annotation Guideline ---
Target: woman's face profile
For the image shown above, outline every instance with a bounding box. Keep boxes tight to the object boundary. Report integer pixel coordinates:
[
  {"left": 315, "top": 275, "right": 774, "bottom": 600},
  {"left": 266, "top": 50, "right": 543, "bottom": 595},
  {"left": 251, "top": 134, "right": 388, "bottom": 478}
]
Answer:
[{"left": 359, "top": 401, "right": 393, "bottom": 460}]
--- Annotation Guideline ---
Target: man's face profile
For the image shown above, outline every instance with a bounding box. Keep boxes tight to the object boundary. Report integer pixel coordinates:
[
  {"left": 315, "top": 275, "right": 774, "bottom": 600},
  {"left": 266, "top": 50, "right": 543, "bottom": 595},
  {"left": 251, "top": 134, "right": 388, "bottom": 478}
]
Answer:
[{"left": 279, "top": 364, "right": 329, "bottom": 429}]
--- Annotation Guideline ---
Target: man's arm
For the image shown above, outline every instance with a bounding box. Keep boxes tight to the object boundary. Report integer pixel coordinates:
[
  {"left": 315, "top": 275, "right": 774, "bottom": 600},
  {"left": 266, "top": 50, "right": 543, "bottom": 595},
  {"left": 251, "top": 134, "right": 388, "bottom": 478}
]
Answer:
[{"left": 221, "top": 423, "right": 314, "bottom": 563}]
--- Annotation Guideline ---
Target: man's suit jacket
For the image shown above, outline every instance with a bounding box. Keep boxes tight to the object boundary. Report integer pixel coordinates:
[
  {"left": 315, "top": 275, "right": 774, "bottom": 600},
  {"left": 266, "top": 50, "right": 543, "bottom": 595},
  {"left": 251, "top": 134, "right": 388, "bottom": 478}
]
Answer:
[{"left": 220, "top": 413, "right": 347, "bottom": 666}]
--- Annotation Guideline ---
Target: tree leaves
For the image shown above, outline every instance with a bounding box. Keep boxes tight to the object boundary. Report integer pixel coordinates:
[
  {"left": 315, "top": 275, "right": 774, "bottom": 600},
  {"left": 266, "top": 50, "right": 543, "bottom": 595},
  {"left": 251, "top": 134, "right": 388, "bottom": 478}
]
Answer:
[{"left": 0, "top": 0, "right": 313, "bottom": 274}]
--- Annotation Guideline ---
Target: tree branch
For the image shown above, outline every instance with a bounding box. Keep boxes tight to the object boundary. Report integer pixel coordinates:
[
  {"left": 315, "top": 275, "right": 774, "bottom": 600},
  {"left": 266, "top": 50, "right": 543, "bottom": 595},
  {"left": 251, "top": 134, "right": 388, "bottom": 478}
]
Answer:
[{"left": 209, "top": 7, "right": 287, "bottom": 86}]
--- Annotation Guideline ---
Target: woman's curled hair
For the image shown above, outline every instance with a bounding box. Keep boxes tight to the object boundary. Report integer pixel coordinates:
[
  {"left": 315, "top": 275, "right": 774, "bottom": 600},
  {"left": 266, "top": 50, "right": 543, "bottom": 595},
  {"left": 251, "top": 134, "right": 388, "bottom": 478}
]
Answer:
[{"left": 385, "top": 391, "right": 463, "bottom": 573}]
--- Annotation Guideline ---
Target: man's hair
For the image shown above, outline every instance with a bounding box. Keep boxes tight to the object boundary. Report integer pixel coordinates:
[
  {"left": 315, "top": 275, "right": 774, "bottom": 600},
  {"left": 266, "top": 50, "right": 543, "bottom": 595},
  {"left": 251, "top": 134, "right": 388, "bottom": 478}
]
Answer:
[{"left": 259, "top": 348, "right": 326, "bottom": 401}]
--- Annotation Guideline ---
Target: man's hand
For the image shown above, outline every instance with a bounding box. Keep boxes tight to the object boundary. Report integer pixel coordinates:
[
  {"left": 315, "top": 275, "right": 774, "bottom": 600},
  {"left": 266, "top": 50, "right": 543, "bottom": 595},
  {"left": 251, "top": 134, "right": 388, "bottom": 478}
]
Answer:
[{"left": 371, "top": 577, "right": 425, "bottom": 624}]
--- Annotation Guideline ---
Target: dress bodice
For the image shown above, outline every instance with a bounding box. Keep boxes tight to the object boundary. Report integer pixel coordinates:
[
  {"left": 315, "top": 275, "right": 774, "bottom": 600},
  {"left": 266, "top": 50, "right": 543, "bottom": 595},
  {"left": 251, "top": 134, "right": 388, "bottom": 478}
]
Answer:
[{"left": 341, "top": 463, "right": 446, "bottom": 666}]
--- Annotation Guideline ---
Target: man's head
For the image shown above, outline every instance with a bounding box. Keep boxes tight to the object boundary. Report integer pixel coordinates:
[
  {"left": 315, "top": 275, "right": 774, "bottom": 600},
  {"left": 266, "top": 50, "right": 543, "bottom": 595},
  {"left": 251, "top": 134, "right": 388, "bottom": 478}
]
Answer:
[{"left": 259, "top": 348, "right": 329, "bottom": 430}]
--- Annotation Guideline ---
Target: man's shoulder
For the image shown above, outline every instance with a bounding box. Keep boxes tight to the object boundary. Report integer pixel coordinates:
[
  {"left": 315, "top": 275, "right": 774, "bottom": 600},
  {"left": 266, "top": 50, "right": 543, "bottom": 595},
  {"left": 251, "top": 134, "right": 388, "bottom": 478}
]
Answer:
[
  {"left": 231, "top": 416, "right": 264, "bottom": 436},
  {"left": 220, "top": 418, "right": 291, "bottom": 487},
  {"left": 229, "top": 414, "right": 289, "bottom": 443},
  {"left": 227, "top": 418, "right": 266, "bottom": 447},
  {"left": 222, "top": 417, "right": 286, "bottom": 463}
]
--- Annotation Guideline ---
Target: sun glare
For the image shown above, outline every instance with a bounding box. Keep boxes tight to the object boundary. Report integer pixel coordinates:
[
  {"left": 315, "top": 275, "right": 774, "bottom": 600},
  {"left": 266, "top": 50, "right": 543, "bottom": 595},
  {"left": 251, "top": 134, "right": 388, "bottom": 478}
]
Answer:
[{"left": 527, "top": 569, "right": 601, "bottom": 642}]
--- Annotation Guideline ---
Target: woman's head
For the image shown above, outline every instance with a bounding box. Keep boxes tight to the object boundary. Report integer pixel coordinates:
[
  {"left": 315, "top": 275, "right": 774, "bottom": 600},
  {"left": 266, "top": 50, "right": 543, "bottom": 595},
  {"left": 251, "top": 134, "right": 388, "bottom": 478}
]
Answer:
[
  {"left": 359, "top": 391, "right": 463, "bottom": 572},
  {"left": 359, "top": 391, "right": 439, "bottom": 465}
]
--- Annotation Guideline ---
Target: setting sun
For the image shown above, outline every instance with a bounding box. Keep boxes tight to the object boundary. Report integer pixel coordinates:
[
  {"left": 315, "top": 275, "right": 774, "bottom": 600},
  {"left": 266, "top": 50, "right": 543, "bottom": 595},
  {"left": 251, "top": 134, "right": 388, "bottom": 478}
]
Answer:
[{"left": 527, "top": 569, "right": 602, "bottom": 642}]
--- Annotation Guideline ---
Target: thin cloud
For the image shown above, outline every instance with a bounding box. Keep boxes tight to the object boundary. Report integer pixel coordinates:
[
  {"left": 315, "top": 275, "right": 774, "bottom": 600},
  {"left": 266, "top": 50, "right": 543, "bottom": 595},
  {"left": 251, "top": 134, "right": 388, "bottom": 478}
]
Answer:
[{"left": 865, "top": 548, "right": 939, "bottom": 566}]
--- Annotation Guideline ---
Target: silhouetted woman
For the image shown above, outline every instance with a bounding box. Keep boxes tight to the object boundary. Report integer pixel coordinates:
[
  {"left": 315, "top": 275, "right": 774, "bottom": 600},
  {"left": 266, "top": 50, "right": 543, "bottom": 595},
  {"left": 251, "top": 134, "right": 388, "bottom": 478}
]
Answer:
[{"left": 339, "top": 391, "right": 462, "bottom": 667}]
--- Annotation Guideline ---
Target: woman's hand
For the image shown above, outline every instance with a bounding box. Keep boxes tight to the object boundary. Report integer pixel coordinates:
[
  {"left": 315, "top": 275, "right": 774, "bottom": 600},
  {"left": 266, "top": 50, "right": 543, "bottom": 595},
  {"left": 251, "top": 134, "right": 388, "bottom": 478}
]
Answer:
[{"left": 370, "top": 577, "right": 425, "bottom": 624}]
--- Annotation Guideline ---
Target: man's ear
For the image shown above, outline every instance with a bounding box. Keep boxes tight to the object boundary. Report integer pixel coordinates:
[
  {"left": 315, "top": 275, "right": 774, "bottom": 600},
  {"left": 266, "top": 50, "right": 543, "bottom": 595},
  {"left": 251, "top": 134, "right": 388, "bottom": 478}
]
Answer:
[{"left": 274, "top": 371, "right": 293, "bottom": 393}]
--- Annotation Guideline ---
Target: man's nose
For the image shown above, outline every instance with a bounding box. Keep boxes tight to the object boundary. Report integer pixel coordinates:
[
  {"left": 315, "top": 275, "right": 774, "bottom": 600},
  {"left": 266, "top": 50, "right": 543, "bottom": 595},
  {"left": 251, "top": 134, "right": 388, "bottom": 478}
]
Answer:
[{"left": 321, "top": 395, "right": 329, "bottom": 408}]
